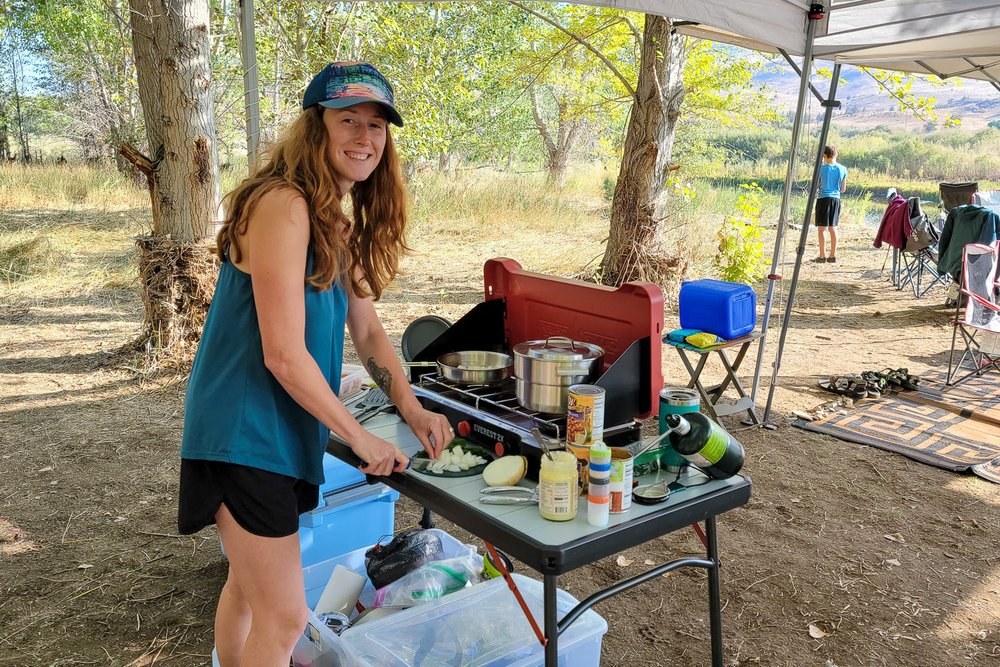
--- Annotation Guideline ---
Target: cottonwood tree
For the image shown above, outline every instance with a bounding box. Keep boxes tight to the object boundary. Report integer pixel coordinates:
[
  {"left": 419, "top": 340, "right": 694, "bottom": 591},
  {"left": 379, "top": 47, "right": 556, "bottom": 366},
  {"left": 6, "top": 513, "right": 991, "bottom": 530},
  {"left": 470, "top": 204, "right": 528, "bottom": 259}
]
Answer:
[
  {"left": 600, "top": 15, "right": 687, "bottom": 286},
  {"left": 124, "top": 0, "right": 220, "bottom": 355}
]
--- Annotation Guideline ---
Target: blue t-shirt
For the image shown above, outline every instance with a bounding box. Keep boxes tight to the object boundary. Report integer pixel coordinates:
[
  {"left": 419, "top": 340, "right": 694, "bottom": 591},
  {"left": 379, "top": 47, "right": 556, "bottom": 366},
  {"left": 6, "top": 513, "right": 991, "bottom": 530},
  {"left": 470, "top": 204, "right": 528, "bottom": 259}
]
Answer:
[
  {"left": 818, "top": 162, "right": 847, "bottom": 199},
  {"left": 180, "top": 252, "right": 347, "bottom": 486}
]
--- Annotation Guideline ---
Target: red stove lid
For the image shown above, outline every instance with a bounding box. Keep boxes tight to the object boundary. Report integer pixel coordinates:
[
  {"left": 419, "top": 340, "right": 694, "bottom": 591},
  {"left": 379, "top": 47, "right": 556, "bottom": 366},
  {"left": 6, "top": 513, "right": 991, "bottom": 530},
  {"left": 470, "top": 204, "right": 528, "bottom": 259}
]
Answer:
[{"left": 483, "top": 258, "right": 663, "bottom": 419}]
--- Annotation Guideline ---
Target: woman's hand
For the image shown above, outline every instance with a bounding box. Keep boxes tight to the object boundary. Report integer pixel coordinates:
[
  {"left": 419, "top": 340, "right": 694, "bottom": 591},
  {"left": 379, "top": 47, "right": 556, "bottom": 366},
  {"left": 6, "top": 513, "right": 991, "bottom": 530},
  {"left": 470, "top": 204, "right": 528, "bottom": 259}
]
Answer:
[
  {"left": 349, "top": 431, "right": 409, "bottom": 476},
  {"left": 402, "top": 406, "right": 453, "bottom": 459}
]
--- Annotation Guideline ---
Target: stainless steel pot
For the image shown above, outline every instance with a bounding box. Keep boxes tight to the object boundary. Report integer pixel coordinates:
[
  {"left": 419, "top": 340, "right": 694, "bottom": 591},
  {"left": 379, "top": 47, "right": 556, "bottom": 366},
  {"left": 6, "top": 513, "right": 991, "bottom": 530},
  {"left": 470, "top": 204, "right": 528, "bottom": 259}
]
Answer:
[{"left": 512, "top": 337, "right": 604, "bottom": 413}]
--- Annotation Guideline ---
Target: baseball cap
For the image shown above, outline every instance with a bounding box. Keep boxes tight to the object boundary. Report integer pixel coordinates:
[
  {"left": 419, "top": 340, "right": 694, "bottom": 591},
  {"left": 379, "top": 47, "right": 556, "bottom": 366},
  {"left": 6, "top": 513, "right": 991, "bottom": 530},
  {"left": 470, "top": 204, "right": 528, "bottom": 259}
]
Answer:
[{"left": 303, "top": 62, "right": 403, "bottom": 127}]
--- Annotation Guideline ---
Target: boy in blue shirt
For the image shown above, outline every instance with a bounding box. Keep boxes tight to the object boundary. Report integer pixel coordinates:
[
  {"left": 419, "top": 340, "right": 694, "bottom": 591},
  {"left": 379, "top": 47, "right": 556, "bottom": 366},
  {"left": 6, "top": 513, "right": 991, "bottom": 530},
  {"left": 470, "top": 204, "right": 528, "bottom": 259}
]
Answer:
[{"left": 813, "top": 145, "right": 848, "bottom": 263}]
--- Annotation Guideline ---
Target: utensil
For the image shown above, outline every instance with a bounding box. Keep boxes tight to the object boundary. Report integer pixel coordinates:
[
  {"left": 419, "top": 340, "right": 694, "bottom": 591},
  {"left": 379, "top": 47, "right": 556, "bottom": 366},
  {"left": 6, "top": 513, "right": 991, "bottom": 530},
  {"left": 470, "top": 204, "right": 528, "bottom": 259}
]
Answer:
[
  {"left": 530, "top": 427, "right": 558, "bottom": 462},
  {"left": 479, "top": 486, "right": 539, "bottom": 505},
  {"left": 356, "top": 404, "right": 395, "bottom": 425},
  {"left": 403, "top": 351, "right": 513, "bottom": 386},
  {"left": 351, "top": 388, "right": 390, "bottom": 423}
]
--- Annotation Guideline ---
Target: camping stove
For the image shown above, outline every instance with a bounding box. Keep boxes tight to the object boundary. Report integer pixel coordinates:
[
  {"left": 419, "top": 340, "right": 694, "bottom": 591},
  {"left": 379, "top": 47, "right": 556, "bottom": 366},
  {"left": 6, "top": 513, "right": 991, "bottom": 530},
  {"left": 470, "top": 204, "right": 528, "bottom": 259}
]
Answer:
[{"left": 409, "top": 258, "right": 664, "bottom": 480}]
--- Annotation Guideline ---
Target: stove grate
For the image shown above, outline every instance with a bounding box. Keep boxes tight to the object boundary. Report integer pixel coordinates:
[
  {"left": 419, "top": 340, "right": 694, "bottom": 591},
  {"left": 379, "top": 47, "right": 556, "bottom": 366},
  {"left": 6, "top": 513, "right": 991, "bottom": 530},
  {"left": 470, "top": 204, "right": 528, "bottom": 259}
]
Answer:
[{"left": 416, "top": 373, "right": 565, "bottom": 439}]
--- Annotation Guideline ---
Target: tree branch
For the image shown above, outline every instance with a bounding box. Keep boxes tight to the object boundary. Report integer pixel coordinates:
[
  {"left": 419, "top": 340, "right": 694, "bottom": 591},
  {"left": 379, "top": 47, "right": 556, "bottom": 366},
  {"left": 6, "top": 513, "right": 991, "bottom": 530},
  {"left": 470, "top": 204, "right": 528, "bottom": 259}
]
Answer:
[
  {"left": 119, "top": 143, "right": 155, "bottom": 176},
  {"left": 507, "top": 0, "right": 636, "bottom": 101}
]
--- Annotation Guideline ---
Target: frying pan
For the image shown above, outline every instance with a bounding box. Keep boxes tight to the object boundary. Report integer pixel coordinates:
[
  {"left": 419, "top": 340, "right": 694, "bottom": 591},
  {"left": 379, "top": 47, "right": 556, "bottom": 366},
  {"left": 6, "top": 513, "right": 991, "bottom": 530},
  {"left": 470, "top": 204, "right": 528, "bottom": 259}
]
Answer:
[{"left": 404, "top": 351, "right": 513, "bottom": 385}]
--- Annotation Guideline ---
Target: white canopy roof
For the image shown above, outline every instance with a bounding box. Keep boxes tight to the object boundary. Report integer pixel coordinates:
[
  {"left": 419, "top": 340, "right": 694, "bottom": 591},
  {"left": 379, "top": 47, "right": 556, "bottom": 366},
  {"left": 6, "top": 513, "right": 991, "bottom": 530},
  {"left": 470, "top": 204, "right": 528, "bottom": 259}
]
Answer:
[{"left": 616, "top": 0, "right": 1000, "bottom": 88}]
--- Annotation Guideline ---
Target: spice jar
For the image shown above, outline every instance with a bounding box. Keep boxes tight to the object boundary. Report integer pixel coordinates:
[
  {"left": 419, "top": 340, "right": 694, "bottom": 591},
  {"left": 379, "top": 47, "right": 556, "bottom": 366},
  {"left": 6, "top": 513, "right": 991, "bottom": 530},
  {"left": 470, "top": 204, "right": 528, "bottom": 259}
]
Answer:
[{"left": 538, "top": 451, "right": 578, "bottom": 521}]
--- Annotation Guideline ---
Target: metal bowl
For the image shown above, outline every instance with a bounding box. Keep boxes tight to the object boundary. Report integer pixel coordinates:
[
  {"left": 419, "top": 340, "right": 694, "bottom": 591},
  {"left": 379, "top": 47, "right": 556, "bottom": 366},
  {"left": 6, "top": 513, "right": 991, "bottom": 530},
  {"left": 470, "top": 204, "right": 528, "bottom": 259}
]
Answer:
[{"left": 437, "top": 351, "right": 513, "bottom": 385}]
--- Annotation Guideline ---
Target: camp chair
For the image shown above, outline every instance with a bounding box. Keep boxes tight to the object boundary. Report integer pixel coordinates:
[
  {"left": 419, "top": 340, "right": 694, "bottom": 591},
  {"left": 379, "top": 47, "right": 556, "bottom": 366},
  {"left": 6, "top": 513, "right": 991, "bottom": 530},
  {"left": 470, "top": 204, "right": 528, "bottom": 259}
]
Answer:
[
  {"left": 946, "top": 241, "right": 1000, "bottom": 387},
  {"left": 973, "top": 190, "right": 1000, "bottom": 215},
  {"left": 940, "top": 182, "right": 978, "bottom": 212},
  {"left": 896, "top": 196, "right": 950, "bottom": 299}
]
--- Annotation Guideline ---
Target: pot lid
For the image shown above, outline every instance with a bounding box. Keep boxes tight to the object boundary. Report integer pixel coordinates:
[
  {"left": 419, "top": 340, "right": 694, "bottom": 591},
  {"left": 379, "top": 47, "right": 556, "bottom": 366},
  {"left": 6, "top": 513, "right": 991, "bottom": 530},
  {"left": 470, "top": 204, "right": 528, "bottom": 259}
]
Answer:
[{"left": 514, "top": 337, "right": 603, "bottom": 362}]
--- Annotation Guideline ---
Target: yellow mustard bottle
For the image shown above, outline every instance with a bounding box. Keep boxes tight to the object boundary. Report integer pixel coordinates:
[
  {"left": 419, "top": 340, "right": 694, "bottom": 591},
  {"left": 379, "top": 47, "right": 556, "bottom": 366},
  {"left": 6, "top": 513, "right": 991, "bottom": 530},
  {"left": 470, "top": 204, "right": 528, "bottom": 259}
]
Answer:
[{"left": 538, "top": 451, "right": 579, "bottom": 521}]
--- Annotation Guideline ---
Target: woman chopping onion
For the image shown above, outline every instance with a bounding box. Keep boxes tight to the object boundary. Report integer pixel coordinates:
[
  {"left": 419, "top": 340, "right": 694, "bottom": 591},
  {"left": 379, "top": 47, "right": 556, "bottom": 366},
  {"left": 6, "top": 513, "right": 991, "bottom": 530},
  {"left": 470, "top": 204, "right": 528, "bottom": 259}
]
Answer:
[{"left": 177, "top": 62, "right": 453, "bottom": 665}]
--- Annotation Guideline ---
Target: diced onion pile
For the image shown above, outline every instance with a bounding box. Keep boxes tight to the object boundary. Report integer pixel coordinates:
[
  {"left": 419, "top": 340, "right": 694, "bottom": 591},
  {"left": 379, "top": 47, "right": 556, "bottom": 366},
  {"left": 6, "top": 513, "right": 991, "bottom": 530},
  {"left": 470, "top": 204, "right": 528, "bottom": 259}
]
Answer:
[{"left": 424, "top": 445, "right": 488, "bottom": 473}]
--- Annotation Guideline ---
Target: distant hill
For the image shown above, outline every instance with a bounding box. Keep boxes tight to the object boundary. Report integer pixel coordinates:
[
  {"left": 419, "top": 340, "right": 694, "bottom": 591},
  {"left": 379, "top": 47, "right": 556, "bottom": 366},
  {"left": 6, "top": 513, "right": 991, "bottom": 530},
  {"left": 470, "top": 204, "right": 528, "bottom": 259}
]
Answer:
[{"left": 753, "top": 63, "right": 1000, "bottom": 131}]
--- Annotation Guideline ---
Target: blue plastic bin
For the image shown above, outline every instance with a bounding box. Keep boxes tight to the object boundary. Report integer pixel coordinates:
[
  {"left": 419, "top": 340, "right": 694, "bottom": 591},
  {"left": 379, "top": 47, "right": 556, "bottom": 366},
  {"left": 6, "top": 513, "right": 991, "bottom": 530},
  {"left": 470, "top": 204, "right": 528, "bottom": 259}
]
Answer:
[
  {"left": 318, "top": 451, "right": 367, "bottom": 497},
  {"left": 679, "top": 279, "right": 756, "bottom": 339},
  {"left": 299, "top": 482, "right": 399, "bottom": 569}
]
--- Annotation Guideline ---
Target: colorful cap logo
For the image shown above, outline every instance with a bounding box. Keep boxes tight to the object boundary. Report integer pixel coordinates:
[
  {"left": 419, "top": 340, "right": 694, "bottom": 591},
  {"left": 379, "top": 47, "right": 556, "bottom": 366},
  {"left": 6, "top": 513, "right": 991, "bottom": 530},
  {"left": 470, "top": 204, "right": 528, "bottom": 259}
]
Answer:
[{"left": 303, "top": 62, "right": 403, "bottom": 127}]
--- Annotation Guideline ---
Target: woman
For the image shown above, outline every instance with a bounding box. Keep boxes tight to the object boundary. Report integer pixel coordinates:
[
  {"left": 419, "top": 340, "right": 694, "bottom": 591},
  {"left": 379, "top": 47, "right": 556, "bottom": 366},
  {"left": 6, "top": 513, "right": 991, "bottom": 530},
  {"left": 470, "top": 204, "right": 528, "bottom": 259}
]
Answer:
[{"left": 178, "top": 62, "right": 453, "bottom": 665}]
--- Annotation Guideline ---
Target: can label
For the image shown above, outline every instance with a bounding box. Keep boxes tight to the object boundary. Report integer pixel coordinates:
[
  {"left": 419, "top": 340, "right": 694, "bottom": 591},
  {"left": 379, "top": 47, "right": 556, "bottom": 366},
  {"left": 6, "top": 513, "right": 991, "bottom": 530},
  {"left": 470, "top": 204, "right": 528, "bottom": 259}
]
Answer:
[
  {"left": 566, "top": 442, "right": 591, "bottom": 495},
  {"left": 567, "top": 385, "right": 606, "bottom": 447},
  {"left": 608, "top": 448, "right": 633, "bottom": 513}
]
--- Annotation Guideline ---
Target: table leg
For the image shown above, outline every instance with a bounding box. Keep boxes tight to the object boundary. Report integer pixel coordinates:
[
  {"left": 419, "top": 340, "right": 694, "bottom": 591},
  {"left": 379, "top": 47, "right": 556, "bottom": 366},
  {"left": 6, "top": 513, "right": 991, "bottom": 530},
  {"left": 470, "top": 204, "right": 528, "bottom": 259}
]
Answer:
[
  {"left": 717, "top": 347, "right": 760, "bottom": 424},
  {"left": 706, "top": 516, "right": 723, "bottom": 667},
  {"left": 677, "top": 349, "right": 719, "bottom": 421},
  {"left": 544, "top": 573, "right": 559, "bottom": 666}
]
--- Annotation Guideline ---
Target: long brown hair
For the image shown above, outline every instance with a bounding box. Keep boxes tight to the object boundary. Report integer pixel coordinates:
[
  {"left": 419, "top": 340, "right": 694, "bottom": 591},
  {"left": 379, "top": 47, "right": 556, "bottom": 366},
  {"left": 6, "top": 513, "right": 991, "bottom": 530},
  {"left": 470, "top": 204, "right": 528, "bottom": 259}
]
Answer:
[{"left": 216, "top": 106, "right": 409, "bottom": 300}]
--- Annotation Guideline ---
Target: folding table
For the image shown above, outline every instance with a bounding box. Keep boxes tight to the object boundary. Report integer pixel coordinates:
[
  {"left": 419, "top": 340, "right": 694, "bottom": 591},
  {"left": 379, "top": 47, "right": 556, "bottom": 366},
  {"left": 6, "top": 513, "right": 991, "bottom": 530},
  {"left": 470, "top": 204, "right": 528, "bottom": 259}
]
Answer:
[
  {"left": 664, "top": 331, "right": 762, "bottom": 425},
  {"left": 327, "top": 414, "right": 752, "bottom": 667}
]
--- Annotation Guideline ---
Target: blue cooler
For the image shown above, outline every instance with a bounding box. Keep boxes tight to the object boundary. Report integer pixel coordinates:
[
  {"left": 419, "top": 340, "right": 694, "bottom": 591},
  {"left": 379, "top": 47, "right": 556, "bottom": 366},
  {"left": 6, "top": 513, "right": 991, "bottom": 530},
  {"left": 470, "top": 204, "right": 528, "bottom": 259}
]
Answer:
[
  {"left": 679, "top": 279, "right": 756, "bottom": 340},
  {"left": 298, "top": 453, "right": 398, "bottom": 568}
]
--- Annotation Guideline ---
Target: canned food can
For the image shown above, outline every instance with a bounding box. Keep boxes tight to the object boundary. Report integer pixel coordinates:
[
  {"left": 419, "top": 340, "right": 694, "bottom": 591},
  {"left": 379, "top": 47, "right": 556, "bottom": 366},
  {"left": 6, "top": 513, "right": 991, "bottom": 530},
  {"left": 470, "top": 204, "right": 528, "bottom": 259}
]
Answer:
[
  {"left": 567, "top": 384, "right": 606, "bottom": 447},
  {"left": 608, "top": 447, "right": 634, "bottom": 513},
  {"left": 566, "top": 441, "right": 591, "bottom": 495},
  {"left": 658, "top": 388, "right": 700, "bottom": 473}
]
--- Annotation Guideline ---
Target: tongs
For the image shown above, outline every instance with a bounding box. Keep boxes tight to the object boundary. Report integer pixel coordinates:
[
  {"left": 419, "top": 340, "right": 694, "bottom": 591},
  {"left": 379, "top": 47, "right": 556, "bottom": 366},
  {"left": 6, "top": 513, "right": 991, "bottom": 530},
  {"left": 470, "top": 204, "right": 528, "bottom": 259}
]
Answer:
[{"left": 479, "top": 486, "right": 539, "bottom": 505}]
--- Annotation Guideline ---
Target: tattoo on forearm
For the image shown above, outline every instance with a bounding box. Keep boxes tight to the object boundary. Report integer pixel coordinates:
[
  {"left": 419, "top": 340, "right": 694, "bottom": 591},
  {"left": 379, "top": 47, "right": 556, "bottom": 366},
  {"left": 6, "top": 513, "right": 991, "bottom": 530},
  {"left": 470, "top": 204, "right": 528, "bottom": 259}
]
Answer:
[{"left": 366, "top": 357, "right": 393, "bottom": 397}]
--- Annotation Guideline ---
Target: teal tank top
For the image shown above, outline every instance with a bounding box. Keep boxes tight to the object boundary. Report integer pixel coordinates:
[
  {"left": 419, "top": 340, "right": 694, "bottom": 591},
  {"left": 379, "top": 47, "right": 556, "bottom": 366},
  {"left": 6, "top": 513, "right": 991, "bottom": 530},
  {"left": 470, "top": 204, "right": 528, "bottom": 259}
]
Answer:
[{"left": 181, "top": 252, "right": 347, "bottom": 486}]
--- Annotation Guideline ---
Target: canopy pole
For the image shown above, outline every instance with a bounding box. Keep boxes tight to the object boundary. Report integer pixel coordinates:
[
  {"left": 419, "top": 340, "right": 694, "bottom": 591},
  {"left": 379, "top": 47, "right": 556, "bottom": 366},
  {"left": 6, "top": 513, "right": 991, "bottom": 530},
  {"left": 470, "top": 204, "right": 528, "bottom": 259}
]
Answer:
[
  {"left": 750, "top": 6, "right": 823, "bottom": 408},
  {"left": 239, "top": 0, "right": 261, "bottom": 173},
  {"left": 762, "top": 62, "right": 843, "bottom": 424}
]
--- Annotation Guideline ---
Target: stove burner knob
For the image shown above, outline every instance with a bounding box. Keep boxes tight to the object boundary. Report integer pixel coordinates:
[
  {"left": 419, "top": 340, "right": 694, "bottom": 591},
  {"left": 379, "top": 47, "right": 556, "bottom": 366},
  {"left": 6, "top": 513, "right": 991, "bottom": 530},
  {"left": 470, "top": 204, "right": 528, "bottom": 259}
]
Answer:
[
  {"left": 456, "top": 421, "right": 471, "bottom": 438},
  {"left": 493, "top": 441, "right": 506, "bottom": 457}
]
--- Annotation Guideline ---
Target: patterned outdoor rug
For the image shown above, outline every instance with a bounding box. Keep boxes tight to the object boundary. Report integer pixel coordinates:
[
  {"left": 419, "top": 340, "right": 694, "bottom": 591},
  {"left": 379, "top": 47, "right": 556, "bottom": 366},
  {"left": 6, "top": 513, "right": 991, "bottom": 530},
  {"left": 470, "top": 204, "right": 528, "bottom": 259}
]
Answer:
[{"left": 794, "top": 369, "right": 1000, "bottom": 483}]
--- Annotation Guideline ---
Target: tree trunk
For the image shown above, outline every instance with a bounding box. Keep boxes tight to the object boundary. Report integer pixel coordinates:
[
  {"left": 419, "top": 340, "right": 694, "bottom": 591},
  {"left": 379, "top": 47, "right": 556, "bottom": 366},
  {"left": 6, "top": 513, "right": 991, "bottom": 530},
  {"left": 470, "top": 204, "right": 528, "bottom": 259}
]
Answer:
[
  {"left": 529, "top": 89, "right": 582, "bottom": 188},
  {"left": 126, "top": 0, "right": 220, "bottom": 356},
  {"left": 599, "top": 16, "right": 687, "bottom": 288}
]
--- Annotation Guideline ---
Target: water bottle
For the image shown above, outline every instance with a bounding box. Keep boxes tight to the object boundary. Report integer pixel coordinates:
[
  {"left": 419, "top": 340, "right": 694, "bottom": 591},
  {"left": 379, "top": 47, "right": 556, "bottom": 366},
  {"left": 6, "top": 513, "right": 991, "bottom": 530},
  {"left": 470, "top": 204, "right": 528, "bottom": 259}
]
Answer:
[
  {"left": 663, "top": 413, "right": 745, "bottom": 479},
  {"left": 587, "top": 441, "right": 611, "bottom": 527}
]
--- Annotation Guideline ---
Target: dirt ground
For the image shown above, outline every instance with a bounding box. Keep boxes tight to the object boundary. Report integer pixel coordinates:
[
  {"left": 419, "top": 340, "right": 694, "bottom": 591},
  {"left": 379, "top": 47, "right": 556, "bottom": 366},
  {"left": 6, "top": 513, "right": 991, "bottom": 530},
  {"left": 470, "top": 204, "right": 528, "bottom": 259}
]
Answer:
[{"left": 2, "top": 217, "right": 999, "bottom": 667}]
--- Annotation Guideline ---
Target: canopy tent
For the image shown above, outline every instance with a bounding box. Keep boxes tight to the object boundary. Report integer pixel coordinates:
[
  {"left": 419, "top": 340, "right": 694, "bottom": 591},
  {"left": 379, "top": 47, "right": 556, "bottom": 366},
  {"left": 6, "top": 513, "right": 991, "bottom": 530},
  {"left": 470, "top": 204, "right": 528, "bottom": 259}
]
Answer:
[{"left": 235, "top": 0, "right": 1000, "bottom": 423}]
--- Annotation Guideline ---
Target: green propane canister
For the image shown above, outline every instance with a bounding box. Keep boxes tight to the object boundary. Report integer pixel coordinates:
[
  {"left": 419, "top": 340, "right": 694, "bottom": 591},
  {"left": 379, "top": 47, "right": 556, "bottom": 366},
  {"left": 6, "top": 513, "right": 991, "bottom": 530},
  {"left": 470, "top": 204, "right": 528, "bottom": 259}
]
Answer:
[
  {"left": 658, "top": 388, "right": 700, "bottom": 473},
  {"left": 663, "top": 412, "right": 745, "bottom": 479}
]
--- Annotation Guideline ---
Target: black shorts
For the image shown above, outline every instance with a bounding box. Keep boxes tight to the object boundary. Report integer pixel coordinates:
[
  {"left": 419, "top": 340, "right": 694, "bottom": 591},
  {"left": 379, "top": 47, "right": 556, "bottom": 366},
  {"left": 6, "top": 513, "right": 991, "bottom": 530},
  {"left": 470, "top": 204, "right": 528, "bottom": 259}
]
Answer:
[
  {"left": 815, "top": 197, "right": 841, "bottom": 227},
  {"left": 177, "top": 459, "right": 319, "bottom": 538}
]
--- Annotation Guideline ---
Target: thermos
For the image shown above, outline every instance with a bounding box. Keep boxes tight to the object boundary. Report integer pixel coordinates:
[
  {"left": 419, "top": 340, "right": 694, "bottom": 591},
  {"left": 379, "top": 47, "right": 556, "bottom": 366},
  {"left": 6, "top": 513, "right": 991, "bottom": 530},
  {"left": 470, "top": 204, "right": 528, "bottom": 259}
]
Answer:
[
  {"left": 587, "top": 442, "right": 611, "bottom": 528},
  {"left": 663, "top": 413, "right": 745, "bottom": 479},
  {"left": 658, "top": 388, "right": 700, "bottom": 472}
]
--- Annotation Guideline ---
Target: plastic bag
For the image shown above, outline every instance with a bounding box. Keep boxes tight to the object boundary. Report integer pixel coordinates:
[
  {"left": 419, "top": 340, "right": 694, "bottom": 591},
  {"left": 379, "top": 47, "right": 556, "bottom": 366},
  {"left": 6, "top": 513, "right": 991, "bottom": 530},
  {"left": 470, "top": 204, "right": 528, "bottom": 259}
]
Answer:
[
  {"left": 364, "top": 528, "right": 445, "bottom": 590},
  {"left": 373, "top": 555, "right": 483, "bottom": 609}
]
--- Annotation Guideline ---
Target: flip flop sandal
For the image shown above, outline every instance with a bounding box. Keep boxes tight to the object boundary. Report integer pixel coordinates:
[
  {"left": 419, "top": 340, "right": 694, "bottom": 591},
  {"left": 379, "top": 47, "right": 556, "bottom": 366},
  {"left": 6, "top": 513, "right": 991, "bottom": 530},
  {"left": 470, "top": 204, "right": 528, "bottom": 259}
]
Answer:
[
  {"left": 880, "top": 368, "right": 905, "bottom": 389},
  {"left": 860, "top": 371, "right": 889, "bottom": 398},
  {"left": 818, "top": 374, "right": 866, "bottom": 400},
  {"left": 894, "top": 368, "right": 920, "bottom": 391}
]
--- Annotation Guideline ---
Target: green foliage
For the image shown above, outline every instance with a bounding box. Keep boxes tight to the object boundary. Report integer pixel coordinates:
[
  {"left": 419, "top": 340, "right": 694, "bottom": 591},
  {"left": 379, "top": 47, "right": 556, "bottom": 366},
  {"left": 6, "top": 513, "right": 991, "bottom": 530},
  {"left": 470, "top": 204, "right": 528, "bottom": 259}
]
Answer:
[
  {"left": 602, "top": 175, "right": 615, "bottom": 202},
  {"left": 715, "top": 182, "right": 765, "bottom": 285},
  {"left": 859, "top": 67, "right": 961, "bottom": 128},
  {"left": 989, "top": 120, "right": 1000, "bottom": 131}
]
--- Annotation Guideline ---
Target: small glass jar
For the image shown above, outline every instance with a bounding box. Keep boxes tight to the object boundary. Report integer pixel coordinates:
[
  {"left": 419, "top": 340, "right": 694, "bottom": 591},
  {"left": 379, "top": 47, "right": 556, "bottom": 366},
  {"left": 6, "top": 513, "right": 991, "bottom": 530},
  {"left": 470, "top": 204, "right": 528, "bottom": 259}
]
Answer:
[{"left": 538, "top": 451, "right": 579, "bottom": 521}]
